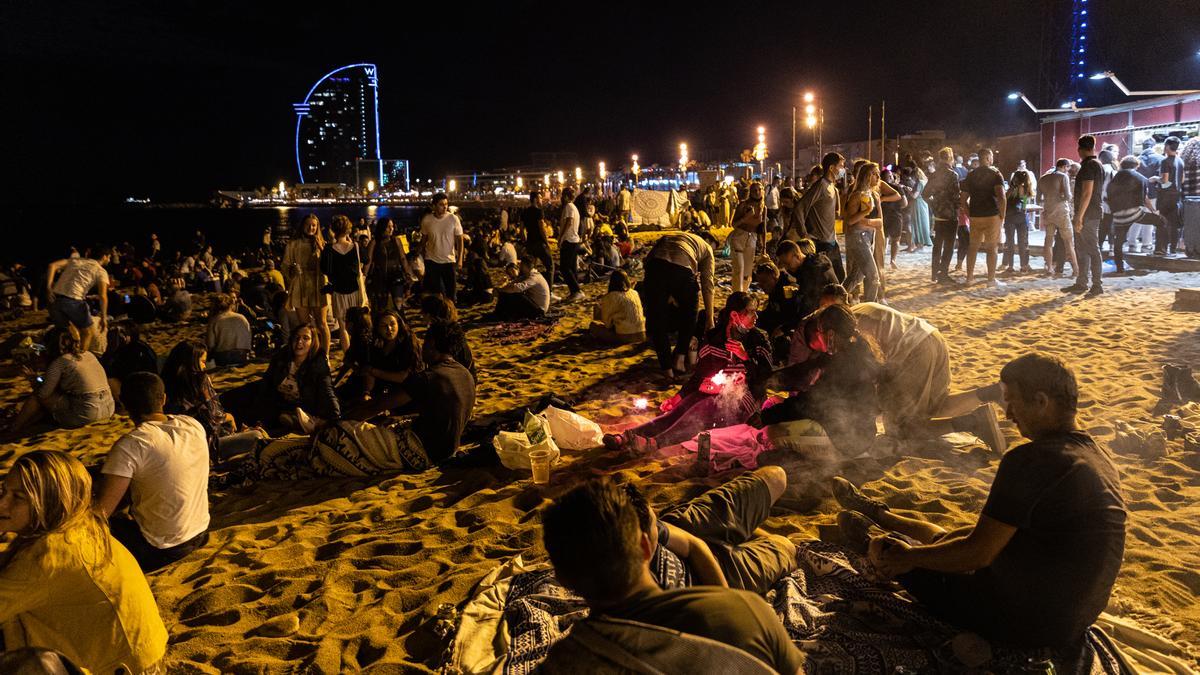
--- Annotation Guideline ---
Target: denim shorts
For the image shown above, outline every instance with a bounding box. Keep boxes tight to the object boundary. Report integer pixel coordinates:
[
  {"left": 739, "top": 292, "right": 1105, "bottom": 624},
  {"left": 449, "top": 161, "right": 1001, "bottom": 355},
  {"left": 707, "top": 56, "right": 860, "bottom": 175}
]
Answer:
[{"left": 49, "top": 295, "right": 93, "bottom": 329}]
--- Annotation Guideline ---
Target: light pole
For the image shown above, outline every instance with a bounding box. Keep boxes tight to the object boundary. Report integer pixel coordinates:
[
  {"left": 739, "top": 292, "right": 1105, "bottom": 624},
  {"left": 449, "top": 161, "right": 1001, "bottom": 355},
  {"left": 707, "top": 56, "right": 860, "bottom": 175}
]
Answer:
[
  {"left": 678, "top": 142, "right": 688, "bottom": 185},
  {"left": 1090, "top": 71, "right": 1200, "bottom": 96},
  {"left": 631, "top": 154, "right": 640, "bottom": 188},
  {"left": 598, "top": 161, "right": 607, "bottom": 195},
  {"left": 792, "top": 91, "right": 818, "bottom": 181},
  {"left": 1006, "top": 92, "right": 1093, "bottom": 113},
  {"left": 754, "top": 126, "right": 767, "bottom": 178},
  {"left": 574, "top": 166, "right": 583, "bottom": 185}
]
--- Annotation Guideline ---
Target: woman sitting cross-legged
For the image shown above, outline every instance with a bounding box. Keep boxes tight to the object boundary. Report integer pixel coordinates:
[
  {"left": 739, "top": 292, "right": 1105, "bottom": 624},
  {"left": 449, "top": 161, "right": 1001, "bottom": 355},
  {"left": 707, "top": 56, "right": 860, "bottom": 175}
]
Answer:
[
  {"left": 0, "top": 450, "right": 167, "bottom": 674},
  {"left": 6, "top": 324, "right": 115, "bottom": 437},
  {"left": 341, "top": 310, "right": 424, "bottom": 418},
  {"left": 605, "top": 292, "right": 774, "bottom": 452},
  {"left": 589, "top": 270, "right": 646, "bottom": 345}
]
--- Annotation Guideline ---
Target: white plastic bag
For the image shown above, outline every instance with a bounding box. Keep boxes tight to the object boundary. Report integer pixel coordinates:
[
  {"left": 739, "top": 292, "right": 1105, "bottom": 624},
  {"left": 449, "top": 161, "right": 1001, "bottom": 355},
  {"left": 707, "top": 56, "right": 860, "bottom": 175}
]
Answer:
[
  {"left": 542, "top": 405, "right": 604, "bottom": 450},
  {"left": 494, "top": 412, "right": 562, "bottom": 470}
]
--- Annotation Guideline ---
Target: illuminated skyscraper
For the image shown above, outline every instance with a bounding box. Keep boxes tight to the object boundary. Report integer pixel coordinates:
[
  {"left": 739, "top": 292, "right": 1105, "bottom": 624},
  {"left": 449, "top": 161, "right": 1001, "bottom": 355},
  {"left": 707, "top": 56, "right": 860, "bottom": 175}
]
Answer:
[{"left": 293, "top": 63, "right": 382, "bottom": 186}]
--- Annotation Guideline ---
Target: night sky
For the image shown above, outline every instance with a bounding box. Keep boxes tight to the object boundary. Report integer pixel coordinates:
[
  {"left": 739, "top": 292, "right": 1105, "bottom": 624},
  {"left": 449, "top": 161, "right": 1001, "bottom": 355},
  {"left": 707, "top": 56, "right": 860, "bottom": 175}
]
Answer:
[{"left": 4, "top": 0, "right": 1199, "bottom": 205}]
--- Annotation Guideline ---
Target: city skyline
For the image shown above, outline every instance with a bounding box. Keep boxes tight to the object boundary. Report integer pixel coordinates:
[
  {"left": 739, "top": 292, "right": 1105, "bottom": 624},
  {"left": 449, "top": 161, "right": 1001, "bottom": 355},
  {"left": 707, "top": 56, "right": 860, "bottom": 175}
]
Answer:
[{"left": 4, "top": 0, "right": 1199, "bottom": 204}]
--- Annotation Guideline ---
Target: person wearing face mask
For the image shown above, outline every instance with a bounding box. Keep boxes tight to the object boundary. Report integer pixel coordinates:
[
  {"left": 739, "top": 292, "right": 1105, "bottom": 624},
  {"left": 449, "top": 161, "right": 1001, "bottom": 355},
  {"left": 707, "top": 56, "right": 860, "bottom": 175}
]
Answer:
[
  {"left": 796, "top": 152, "right": 847, "bottom": 281},
  {"left": 604, "top": 292, "right": 774, "bottom": 452}
]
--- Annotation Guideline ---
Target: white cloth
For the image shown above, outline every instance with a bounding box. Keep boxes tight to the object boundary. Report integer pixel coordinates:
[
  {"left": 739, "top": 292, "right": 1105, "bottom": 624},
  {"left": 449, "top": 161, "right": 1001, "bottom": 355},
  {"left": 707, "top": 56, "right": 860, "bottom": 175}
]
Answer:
[
  {"left": 559, "top": 203, "right": 581, "bottom": 244},
  {"left": 598, "top": 290, "right": 645, "bottom": 335},
  {"left": 51, "top": 258, "right": 108, "bottom": 300},
  {"left": 420, "top": 212, "right": 464, "bottom": 264},
  {"left": 499, "top": 242, "right": 518, "bottom": 265},
  {"left": 206, "top": 311, "right": 252, "bottom": 353},
  {"left": 102, "top": 416, "right": 211, "bottom": 549}
]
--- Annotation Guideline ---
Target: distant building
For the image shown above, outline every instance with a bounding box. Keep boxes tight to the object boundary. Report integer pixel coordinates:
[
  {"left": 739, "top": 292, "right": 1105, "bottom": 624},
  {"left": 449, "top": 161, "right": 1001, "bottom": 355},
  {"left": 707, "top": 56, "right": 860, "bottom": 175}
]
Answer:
[{"left": 293, "top": 63, "right": 383, "bottom": 186}]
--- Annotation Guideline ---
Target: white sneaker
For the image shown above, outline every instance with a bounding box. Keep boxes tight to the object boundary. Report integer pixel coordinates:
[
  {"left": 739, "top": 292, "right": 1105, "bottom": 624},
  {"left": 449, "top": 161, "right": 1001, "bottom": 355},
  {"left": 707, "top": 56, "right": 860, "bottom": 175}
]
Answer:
[{"left": 566, "top": 292, "right": 586, "bottom": 303}]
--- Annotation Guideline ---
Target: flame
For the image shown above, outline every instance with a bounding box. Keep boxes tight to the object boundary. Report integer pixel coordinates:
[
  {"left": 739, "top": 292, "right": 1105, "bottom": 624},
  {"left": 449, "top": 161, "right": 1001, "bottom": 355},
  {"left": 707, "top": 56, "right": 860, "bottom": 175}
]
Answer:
[
  {"left": 709, "top": 370, "right": 728, "bottom": 386},
  {"left": 634, "top": 397, "right": 649, "bottom": 410}
]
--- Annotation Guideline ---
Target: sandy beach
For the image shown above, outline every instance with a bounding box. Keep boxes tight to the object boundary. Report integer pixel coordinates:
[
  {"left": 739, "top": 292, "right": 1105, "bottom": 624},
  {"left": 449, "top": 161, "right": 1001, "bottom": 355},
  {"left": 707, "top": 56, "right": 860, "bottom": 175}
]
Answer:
[{"left": 2, "top": 249, "right": 1199, "bottom": 672}]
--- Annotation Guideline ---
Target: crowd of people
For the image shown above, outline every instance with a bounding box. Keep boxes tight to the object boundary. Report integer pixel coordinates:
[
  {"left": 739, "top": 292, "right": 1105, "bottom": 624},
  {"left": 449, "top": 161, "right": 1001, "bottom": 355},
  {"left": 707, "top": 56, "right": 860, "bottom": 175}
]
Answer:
[{"left": 0, "top": 134, "right": 1173, "bottom": 672}]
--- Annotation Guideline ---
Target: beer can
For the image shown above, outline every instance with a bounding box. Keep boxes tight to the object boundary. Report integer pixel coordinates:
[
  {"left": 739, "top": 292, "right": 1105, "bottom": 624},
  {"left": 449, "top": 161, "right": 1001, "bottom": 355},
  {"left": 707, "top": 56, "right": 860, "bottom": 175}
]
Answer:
[{"left": 696, "top": 431, "right": 711, "bottom": 475}]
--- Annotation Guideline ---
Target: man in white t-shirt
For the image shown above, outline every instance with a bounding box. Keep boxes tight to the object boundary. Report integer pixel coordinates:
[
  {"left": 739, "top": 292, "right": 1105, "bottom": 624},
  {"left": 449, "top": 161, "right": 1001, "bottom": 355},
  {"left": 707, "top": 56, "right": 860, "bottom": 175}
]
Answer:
[
  {"left": 96, "top": 372, "right": 211, "bottom": 572},
  {"left": 419, "top": 192, "right": 465, "bottom": 302},
  {"left": 46, "top": 246, "right": 112, "bottom": 352},
  {"left": 558, "top": 187, "right": 585, "bottom": 302}
]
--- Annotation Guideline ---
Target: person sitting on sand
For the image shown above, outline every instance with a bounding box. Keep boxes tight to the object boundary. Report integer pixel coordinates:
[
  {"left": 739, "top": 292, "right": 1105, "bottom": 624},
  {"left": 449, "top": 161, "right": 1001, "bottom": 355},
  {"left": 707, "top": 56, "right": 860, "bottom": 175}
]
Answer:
[
  {"left": 161, "top": 340, "right": 265, "bottom": 462},
  {"left": 606, "top": 292, "right": 773, "bottom": 452},
  {"left": 420, "top": 295, "right": 476, "bottom": 376},
  {"left": 539, "top": 476, "right": 805, "bottom": 674},
  {"left": 642, "top": 231, "right": 716, "bottom": 377},
  {"left": 95, "top": 372, "right": 211, "bottom": 573},
  {"left": 0, "top": 450, "right": 168, "bottom": 673},
  {"left": 347, "top": 310, "right": 423, "bottom": 411},
  {"left": 781, "top": 238, "right": 838, "bottom": 324},
  {"left": 6, "top": 324, "right": 115, "bottom": 437},
  {"left": 101, "top": 320, "right": 158, "bottom": 402},
  {"left": 256, "top": 323, "right": 340, "bottom": 434},
  {"left": 493, "top": 258, "right": 550, "bottom": 320},
  {"left": 205, "top": 292, "right": 252, "bottom": 367},
  {"left": 589, "top": 270, "right": 645, "bottom": 344},
  {"left": 837, "top": 353, "right": 1126, "bottom": 650},
  {"left": 799, "top": 285, "right": 1008, "bottom": 453},
  {"left": 627, "top": 466, "right": 796, "bottom": 595},
  {"left": 45, "top": 245, "right": 111, "bottom": 353},
  {"left": 332, "top": 306, "right": 374, "bottom": 401}
]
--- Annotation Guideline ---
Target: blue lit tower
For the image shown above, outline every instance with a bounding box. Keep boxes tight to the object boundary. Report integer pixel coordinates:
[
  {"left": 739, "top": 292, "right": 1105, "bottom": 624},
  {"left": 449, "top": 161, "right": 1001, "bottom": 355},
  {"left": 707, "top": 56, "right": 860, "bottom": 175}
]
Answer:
[
  {"left": 1068, "top": 0, "right": 1089, "bottom": 105},
  {"left": 293, "top": 63, "right": 383, "bottom": 186}
]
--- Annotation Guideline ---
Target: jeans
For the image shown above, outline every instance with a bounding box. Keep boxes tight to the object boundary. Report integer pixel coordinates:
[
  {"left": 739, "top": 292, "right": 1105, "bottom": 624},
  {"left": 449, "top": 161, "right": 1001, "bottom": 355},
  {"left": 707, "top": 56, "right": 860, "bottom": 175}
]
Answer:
[
  {"left": 1158, "top": 192, "right": 1182, "bottom": 253},
  {"left": 423, "top": 260, "right": 458, "bottom": 301},
  {"left": 643, "top": 257, "right": 700, "bottom": 370},
  {"left": 109, "top": 517, "right": 208, "bottom": 573},
  {"left": 1002, "top": 215, "right": 1029, "bottom": 269},
  {"left": 560, "top": 240, "right": 581, "bottom": 295},
  {"left": 931, "top": 218, "right": 957, "bottom": 280},
  {"left": 49, "top": 295, "right": 92, "bottom": 329},
  {"left": 728, "top": 229, "right": 757, "bottom": 293},
  {"left": 813, "top": 239, "right": 845, "bottom": 282},
  {"left": 844, "top": 229, "right": 879, "bottom": 302},
  {"left": 1074, "top": 219, "right": 1103, "bottom": 288}
]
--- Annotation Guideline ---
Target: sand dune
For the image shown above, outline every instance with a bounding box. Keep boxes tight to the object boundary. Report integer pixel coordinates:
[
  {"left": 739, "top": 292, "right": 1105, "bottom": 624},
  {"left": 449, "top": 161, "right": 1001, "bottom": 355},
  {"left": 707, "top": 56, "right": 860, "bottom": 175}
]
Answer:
[{"left": 2, "top": 251, "right": 1198, "bottom": 672}]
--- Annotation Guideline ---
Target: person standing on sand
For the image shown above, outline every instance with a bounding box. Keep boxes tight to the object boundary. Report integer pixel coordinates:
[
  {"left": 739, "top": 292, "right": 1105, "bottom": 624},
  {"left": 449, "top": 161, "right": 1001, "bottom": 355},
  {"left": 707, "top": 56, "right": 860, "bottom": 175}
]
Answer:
[
  {"left": 1062, "top": 135, "right": 1105, "bottom": 297},
  {"left": 926, "top": 147, "right": 962, "bottom": 284},
  {"left": 282, "top": 214, "right": 332, "bottom": 353},
  {"left": 557, "top": 186, "right": 585, "bottom": 303},
  {"left": 838, "top": 353, "right": 1125, "bottom": 651},
  {"left": 642, "top": 231, "right": 716, "bottom": 377},
  {"left": 95, "top": 372, "right": 211, "bottom": 574},
  {"left": 539, "top": 476, "right": 806, "bottom": 674},
  {"left": 795, "top": 152, "right": 847, "bottom": 281},
  {"left": 961, "top": 148, "right": 1006, "bottom": 287},
  {"left": 45, "top": 245, "right": 111, "bottom": 353},
  {"left": 728, "top": 181, "right": 765, "bottom": 293},
  {"left": 1038, "top": 158, "right": 1078, "bottom": 278},
  {"left": 419, "top": 192, "right": 465, "bottom": 302},
  {"left": 522, "top": 190, "right": 555, "bottom": 296}
]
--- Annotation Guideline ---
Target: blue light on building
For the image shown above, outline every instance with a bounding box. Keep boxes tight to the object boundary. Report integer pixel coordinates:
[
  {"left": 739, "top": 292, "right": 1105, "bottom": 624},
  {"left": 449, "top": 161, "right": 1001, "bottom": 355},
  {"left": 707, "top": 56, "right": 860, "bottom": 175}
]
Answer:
[
  {"left": 293, "top": 63, "right": 383, "bottom": 187},
  {"left": 1069, "top": 0, "right": 1089, "bottom": 100}
]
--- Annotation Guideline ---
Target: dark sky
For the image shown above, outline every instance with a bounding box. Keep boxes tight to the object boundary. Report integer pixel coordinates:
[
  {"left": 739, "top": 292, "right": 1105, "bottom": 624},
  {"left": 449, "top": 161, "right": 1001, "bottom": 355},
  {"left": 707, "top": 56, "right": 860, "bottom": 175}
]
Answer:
[{"left": 4, "top": 0, "right": 1199, "bottom": 204}]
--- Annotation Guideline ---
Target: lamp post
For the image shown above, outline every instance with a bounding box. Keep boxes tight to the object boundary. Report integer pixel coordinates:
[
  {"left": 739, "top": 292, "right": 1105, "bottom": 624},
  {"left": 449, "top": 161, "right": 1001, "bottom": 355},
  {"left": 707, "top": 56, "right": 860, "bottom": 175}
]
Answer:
[
  {"left": 598, "top": 161, "right": 607, "bottom": 195},
  {"left": 631, "top": 154, "right": 640, "bottom": 188},
  {"left": 1006, "top": 92, "right": 1094, "bottom": 113},
  {"left": 1090, "top": 71, "right": 1200, "bottom": 96},
  {"left": 792, "top": 91, "right": 818, "bottom": 182},
  {"left": 278, "top": 181, "right": 286, "bottom": 199},
  {"left": 754, "top": 126, "right": 767, "bottom": 178},
  {"left": 515, "top": 176, "right": 524, "bottom": 191},
  {"left": 447, "top": 179, "right": 456, "bottom": 194},
  {"left": 574, "top": 166, "right": 583, "bottom": 185},
  {"left": 678, "top": 143, "right": 689, "bottom": 185}
]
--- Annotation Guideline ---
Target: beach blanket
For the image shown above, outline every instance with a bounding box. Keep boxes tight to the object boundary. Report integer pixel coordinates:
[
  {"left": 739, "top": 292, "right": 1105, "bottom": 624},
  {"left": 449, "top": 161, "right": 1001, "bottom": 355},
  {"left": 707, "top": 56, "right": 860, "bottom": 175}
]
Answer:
[
  {"left": 631, "top": 190, "right": 671, "bottom": 226},
  {"left": 450, "top": 540, "right": 1163, "bottom": 675},
  {"left": 255, "top": 420, "right": 429, "bottom": 479}
]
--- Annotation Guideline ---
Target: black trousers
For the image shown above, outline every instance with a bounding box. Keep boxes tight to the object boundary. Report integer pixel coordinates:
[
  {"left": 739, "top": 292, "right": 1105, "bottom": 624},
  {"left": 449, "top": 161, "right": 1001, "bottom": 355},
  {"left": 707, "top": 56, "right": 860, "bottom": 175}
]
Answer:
[
  {"left": 1158, "top": 193, "right": 1182, "bottom": 254},
  {"left": 527, "top": 240, "right": 555, "bottom": 286},
  {"left": 643, "top": 257, "right": 700, "bottom": 370},
  {"left": 493, "top": 292, "right": 545, "bottom": 320},
  {"left": 560, "top": 241, "right": 582, "bottom": 294},
  {"left": 424, "top": 261, "right": 458, "bottom": 302},
  {"left": 813, "top": 239, "right": 845, "bottom": 282},
  {"left": 955, "top": 223, "right": 970, "bottom": 267},
  {"left": 931, "top": 218, "right": 957, "bottom": 280},
  {"left": 110, "top": 516, "right": 208, "bottom": 573}
]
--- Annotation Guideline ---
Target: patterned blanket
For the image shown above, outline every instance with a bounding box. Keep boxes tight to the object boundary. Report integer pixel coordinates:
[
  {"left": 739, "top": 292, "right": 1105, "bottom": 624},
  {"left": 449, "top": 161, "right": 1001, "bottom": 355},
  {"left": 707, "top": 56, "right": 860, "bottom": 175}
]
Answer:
[{"left": 454, "top": 541, "right": 1131, "bottom": 674}]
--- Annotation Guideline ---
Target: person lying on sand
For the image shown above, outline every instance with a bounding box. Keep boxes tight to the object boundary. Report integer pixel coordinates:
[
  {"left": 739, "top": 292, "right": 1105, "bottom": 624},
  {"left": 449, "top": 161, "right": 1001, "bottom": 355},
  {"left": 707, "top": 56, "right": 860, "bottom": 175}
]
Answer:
[
  {"left": 95, "top": 372, "right": 211, "bottom": 573},
  {"left": 627, "top": 466, "right": 796, "bottom": 595},
  {"left": 837, "top": 353, "right": 1126, "bottom": 650},
  {"left": 540, "top": 476, "right": 805, "bottom": 674},
  {"left": 0, "top": 451, "right": 168, "bottom": 673},
  {"left": 605, "top": 292, "right": 773, "bottom": 452},
  {"left": 807, "top": 284, "right": 1007, "bottom": 452}
]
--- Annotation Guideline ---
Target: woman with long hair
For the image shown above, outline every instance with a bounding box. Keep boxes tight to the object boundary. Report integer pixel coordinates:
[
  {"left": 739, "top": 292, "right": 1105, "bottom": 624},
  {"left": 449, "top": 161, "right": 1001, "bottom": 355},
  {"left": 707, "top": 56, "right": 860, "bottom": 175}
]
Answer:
[
  {"left": 0, "top": 450, "right": 167, "bottom": 673},
  {"left": 344, "top": 310, "right": 424, "bottom": 419},
  {"left": 728, "top": 181, "right": 765, "bottom": 293},
  {"left": 1002, "top": 169, "right": 1035, "bottom": 274},
  {"left": 257, "top": 323, "right": 339, "bottom": 433},
  {"left": 321, "top": 215, "right": 368, "bottom": 353},
  {"left": 606, "top": 292, "right": 774, "bottom": 451},
  {"left": 162, "top": 340, "right": 265, "bottom": 461},
  {"left": 6, "top": 324, "right": 114, "bottom": 436},
  {"left": 590, "top": 270, "right": 646, "bottom": 344},
  {"left": 841, "top": 162, "right": 900, "bottom": 303},
  {"left": 365, "top": 217, "right": 413, "bottom": 312},
  {"left": 282, "top": 214, "right": 331, "bottom": 353}
]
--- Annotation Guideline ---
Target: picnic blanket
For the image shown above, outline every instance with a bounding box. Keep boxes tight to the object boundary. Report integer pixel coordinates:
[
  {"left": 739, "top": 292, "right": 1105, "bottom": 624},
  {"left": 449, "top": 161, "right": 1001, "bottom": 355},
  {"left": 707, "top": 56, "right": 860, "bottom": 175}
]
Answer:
[{"left": 449, "top": 540, "right": 1189, "bottom": 674}]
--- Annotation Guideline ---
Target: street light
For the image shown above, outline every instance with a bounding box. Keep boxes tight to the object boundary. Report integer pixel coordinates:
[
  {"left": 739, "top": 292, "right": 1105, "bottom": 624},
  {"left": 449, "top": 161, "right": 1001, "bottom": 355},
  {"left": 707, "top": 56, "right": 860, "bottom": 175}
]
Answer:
[
  {"left": 1090, "top": 71, "right": 1200, "bottom": 96},
  {"left": 598, "top": 161, "right": 606, "bottom": 180},
  {"left": 1006, "top": 91, "right": 1092, "bottom": 113},
  {"left": 543, "top": 174, "right": 551, "bottom": 187},
  {"left": 278, "top": 181, "right": 286, "bottom": 197},
  {"left": 679, "top": 143, "right": 688, "bottom": 171},
  {"left": 556, "top": 170, "right": 565, "bottom": 185},
  {"left": 447, "top": 179, "right": 456, "bottom": 193},
  {"left": 515, "top": 176, "right": 524, "bottom": 191},
  {"left": 754, "top": 126, "right": 767, "bottom": 177},
  {"left": 366, "top": 180, "right": 375, "bottom": 193},
  {"left": 631, "top": 154, "right": 640, "bottom": 186}
]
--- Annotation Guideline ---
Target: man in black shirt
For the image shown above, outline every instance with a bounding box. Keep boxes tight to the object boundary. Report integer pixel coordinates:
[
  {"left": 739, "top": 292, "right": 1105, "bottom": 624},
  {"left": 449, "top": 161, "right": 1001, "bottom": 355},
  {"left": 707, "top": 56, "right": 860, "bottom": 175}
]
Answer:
[
  {"left": 842, "top": 353, "right": 1125, "bottom": 650},
  {"left": 1157, "top": 136, "right": 1185, "bottom": 256},
  {"left": 1063, "top": 135, "right": 1106, "bottom": 296},
  {"left": 1107, "top": 156, "right": 1164, "bottom": 273},
  {"left": 521, "top": 190, "right": 555, "bottom": 289},
  {"left": 925, "top": 147, "right": 962, "bottom": 283},
  {"left": 960, "top": 148, "right": 1005, "bottom": 286},
  {"left": 540, "top": 476, "right": 805, "bottom": 673}
]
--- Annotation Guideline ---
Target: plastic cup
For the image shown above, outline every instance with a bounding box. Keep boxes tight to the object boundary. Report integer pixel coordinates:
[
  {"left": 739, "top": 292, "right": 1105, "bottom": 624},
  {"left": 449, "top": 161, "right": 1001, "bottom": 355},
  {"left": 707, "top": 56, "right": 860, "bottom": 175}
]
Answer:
[{"left": 529, "top": 449, "right": 552, "bottom": 484}]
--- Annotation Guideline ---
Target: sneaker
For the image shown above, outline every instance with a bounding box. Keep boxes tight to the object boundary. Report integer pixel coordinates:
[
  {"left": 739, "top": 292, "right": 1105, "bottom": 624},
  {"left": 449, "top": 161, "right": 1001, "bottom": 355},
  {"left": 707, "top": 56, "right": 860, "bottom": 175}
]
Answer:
[
  {"left": 1085, "top": 285, "right": 1104, "bottom": 298},
  {"left": 837, "top": 510, "right": 886, "bottom": 555},
  {"left": 970, "top": 404, "right": 1007, "bottom": 453},
  {"left": 985, "top": 279, "right": 1006, "bottom": 288},
  {"left": 1061, "top": 284, "right": 1087, "bottom": 294},
  {"left": 566, "top": 291, "right": 586, "bottom": 303},
  {"left": 295, "top": 407, "right": 316, "bottom": 434},
  {"left": 831, "top": 477, "right": 889, "bottom": 521}
]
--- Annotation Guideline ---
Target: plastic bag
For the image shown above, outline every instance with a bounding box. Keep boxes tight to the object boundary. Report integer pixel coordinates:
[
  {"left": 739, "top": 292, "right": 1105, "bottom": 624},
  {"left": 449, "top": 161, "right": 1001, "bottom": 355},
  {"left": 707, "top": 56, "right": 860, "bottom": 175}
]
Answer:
[
  {"left": 494, "top": 412, "right": 562, "bottom": 470},
  {"left": 543, "top": 405, "right": 603, "bottom": 450}
]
